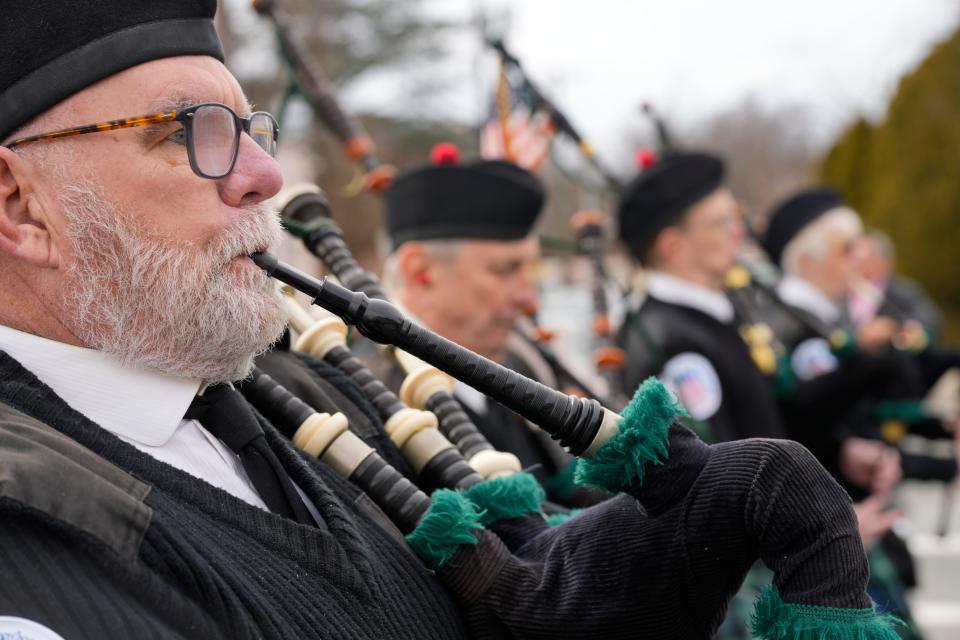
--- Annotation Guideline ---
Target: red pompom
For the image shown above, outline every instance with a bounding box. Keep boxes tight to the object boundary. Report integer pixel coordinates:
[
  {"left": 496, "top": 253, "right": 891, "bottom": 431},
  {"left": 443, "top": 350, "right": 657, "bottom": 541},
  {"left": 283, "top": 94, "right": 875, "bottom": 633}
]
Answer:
[
  {"left": 430, "top": 142, "right": 461, "bottom": 165},
  {"left": 635, "top": 147, "right": 657, "bottom": 170}
]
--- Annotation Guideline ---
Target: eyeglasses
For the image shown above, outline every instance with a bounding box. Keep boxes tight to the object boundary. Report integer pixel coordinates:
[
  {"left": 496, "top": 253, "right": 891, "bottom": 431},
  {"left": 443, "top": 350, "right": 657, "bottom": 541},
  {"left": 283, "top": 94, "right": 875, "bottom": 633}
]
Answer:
[
  {"left": 3, "top": 103, "right": 279, "bottom": 179},
  {"left": 683, "top": 209, "right": 742, "bottom": 234}
]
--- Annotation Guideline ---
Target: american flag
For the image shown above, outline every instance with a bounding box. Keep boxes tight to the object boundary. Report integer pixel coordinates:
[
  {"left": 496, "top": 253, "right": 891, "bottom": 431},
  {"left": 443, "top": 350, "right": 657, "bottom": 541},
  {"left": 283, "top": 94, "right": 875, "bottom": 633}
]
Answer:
[{"left": 479, "top": 61, "right": 554, "bottom": 171}]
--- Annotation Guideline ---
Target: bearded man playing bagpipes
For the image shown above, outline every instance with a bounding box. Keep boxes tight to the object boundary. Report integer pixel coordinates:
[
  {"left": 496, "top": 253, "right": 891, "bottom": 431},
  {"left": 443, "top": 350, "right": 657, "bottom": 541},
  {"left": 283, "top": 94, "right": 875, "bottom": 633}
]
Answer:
[{"left": 0, "top": 2, "right": 901, "bottom": 638}]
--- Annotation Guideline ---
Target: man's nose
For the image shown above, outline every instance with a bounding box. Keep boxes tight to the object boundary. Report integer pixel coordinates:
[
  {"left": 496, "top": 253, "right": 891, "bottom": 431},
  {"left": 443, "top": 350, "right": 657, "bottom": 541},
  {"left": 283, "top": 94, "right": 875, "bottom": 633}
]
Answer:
[
  {"left": 216, "top": 134, "right": 283, "bottom": 208},
  {"left": 513, "top": 273, "right": 539, "bottom": 313}
]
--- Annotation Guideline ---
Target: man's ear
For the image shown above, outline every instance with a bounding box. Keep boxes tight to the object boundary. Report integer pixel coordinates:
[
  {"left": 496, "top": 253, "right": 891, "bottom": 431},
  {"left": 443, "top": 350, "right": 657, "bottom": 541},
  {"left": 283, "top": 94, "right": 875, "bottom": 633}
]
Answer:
[
  {"left": 653, "top": 226, "right": 683, "bottom": 263},
  {"left": 397, "top": 242, "right": 438, "bottom": 289},
  {"left": 0, "top": 147, "right": 60, "bottom": 268}
]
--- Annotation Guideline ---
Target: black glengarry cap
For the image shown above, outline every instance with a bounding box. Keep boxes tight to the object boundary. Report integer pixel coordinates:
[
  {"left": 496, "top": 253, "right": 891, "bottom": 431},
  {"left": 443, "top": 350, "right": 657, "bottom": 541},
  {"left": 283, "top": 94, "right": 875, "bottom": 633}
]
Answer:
[
  {"left": 385, "top": 147, "right": 545, "bottom": 248},
  {"left": 1, "top": 0, "right": 223, "bottom": 142},
  {"left": 617, "top": 152, "right": 725, "bottom": 261},
  {"left": 762, "top": 188, "right": 845, "bottom": 266}
]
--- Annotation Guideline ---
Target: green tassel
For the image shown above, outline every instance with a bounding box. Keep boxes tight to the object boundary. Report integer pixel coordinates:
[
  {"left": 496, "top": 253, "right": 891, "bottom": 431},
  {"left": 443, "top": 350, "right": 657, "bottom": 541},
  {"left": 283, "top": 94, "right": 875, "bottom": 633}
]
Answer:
[
  {"left": 463, "top": 472, "right": 545, "bottom": 526},
  {"left": 545, "top": 508, "right": 583, "bottom": 527},
  {"left": 574, "top": 377, "right": 680, "bottom": 493},
  {"left": 405, "top": 489, "right": 484, "bottom": 570},
  {"left": 749, "top": 586, "right": 903, "bottom": 640}
]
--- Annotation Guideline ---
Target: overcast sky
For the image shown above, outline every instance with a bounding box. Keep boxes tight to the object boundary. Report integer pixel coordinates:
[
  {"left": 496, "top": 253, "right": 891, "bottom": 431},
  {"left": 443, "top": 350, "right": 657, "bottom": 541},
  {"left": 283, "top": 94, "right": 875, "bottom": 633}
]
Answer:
[
  {"left": 230, "top": 0, "right": 960, "bottom": 165},
  {"left": 356, "top": 1, "right": 959, "bottom": 157}
]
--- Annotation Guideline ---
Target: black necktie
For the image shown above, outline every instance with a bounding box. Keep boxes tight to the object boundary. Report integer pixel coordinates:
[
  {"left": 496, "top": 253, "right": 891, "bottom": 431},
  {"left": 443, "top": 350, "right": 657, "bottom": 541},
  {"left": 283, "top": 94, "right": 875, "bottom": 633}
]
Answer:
[{"left": 186, "top": 385, "right": 315, "bottom": 526}]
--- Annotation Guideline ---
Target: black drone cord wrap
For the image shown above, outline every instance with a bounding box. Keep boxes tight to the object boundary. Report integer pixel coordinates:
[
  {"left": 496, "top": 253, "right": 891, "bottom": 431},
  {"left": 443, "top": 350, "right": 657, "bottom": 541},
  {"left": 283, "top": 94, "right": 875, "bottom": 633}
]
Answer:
[
  {"left": 252, "top": 0, "right": 394, "bottom": 192},
  {"left": 242, "top": 368, "right": 430, "bottom": 533},
  {"left": 253, "top": 252, "right": 622, "bottom": 457},
  {"left": 570, "top": 210, "right": 628, "bottom": 408}
]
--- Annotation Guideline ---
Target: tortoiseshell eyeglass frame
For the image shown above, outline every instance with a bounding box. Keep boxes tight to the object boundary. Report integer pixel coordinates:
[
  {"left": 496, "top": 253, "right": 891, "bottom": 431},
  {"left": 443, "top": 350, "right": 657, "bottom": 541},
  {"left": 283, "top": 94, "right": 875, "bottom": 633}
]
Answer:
[{"left": 3, "top": 102, "right": 279, "bottom": 179}]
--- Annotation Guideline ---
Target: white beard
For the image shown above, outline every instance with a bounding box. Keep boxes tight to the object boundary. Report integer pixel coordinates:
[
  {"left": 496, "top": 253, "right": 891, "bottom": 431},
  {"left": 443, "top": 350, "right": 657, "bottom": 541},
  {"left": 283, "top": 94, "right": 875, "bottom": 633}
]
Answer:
[{"left": 60, "top": 183, "right": 287, "bottom": 383}]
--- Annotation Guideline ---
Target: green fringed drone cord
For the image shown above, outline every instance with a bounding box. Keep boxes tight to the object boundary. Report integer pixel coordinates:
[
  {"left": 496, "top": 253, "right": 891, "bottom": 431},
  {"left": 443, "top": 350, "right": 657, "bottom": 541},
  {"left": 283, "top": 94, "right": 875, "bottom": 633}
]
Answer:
[
  {"left": 405, "top": 489, "right": 484, "bottom": 570},
  {"left": 463, "top": 472, "right": 545, "bottom": 526},
  {"left": 575, "top": 377, "right": 682, "bottom": 493},
  {"left": 545, "top": 509, "right": 583, "bottom": 527},
  {"left": 750, "top": 586, "right": 902, "bottom": 640}
]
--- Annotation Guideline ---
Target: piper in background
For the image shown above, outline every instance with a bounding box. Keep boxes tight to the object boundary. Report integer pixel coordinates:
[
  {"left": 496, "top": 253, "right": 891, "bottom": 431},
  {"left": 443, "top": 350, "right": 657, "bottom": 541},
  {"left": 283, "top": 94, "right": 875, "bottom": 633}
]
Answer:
[
  {"left": 373, "top": 145, "right": 594, "bottom": 504},
  {"left": 615, "top": 152, "right": 789, "bottom": 443},
  {"left": 761, "top": 187, "right": 960, "bottom": 638},
  {"left": 761, "top": 188, "right": 957, "bottom": 482},
  {"left": 851, "top": 229, "right": 944, "bottom": 341}
]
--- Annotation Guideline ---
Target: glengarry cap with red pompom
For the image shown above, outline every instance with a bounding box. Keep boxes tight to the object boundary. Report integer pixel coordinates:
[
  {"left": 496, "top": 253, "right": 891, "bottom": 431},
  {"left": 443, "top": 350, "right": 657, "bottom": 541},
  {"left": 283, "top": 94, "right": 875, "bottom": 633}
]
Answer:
[
  {"left": 384, "top": 142, "right": 545, "bottom": 249},
  {"left": 617, "top": 152, "right": 725, "bottom": 262}
]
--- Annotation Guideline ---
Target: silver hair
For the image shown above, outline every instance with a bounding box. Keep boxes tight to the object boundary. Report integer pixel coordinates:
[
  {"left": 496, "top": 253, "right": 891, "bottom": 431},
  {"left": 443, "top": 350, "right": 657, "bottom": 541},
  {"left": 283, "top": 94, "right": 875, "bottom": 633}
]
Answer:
[{"left": 782, "top": 207, "right": 863, "bottom": 275}]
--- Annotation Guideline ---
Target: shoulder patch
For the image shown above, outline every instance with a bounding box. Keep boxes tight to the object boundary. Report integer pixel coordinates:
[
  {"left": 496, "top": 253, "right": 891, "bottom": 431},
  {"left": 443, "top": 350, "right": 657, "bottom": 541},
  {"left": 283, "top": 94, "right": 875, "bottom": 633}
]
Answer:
[
  {"left": 791, "top": 337, "right": 838, "bottom": 381},
  {"left": 0, "top": 616, "right": 66, "bottom": 640},
  {"left": 661, "top": 352, "right": 722, "bottom": 421}
]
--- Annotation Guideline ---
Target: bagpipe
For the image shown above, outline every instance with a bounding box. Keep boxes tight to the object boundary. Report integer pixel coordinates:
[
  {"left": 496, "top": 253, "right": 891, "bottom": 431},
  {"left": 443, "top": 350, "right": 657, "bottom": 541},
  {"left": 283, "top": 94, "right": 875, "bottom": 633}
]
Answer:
[
  {"left": 569, "top": 210, "right": 629, "bottom": 408},
  {"left": 279, "top": 284, "right": 525, "bottom": 486},
  {"left": 487, "top": 38, "right": 622, "bottom": 192},
  {"left": 253, "top": 250, "right": 621, "bottom": 456},
  {"left": 511, "top": 305, "right": 616, "bottom": 408},
  {"left": 483, "top": 40, "right": 632, "bottom": 403},
  {"left": 242, "top": 244, "right": 897, "bottom": 639},
  {"left": 640, "top": 102, "right": 676, "bottom": 156},
  {"left": 244, "top": 366, "right": 431, "bottom": 532},
  {"left": 252, "top": 0, "right": 395, "bottom": 193}
]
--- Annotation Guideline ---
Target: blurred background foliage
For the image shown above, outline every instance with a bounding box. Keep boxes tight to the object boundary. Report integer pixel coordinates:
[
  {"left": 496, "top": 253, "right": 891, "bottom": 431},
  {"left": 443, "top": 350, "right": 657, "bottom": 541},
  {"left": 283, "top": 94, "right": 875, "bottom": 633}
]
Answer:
[{"left": 821, "top": 27, "right": 960, "bottom": 341}]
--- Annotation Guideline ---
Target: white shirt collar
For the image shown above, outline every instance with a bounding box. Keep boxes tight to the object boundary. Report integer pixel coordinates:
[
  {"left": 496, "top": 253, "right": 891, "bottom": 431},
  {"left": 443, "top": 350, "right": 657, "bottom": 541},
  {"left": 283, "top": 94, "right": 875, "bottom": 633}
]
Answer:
[
  {"left": 776, "top": 274, "right": 841, "bottom": 325},
  {"left": 645, "top": 271, "right": 735, "bottom": 323},
  {"left": 0, "top": 324, "right": 201, "bottom": 446}
]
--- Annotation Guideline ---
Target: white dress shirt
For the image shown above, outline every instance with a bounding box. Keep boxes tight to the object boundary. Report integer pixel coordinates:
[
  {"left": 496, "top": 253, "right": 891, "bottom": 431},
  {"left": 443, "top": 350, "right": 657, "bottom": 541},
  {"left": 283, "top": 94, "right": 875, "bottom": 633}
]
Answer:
[
  {"left": 645, "top": 270, "right": 735, "bottom": 323},
  {"left": 776, "top": 274, "right": 842, "bottom": 325},
  {"left": 0, "top": 324, "right": 284, "bottom": 512}
]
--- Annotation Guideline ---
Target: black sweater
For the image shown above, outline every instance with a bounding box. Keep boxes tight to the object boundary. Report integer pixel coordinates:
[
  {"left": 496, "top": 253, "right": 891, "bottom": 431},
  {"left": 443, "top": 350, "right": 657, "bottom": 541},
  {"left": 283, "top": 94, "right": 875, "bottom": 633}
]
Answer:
[{"left": 0, "top": 352, "right": 468, "bottom": 640}]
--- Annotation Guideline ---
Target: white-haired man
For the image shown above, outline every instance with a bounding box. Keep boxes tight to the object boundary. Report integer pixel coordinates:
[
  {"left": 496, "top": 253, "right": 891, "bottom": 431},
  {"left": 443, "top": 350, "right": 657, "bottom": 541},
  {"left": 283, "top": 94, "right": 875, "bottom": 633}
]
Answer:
[
  {"left": 0, "top": 3, "right": 472, "bottom": 637},
  {"left": 762, "top": 188, "right": 960, "bottom": 636}
]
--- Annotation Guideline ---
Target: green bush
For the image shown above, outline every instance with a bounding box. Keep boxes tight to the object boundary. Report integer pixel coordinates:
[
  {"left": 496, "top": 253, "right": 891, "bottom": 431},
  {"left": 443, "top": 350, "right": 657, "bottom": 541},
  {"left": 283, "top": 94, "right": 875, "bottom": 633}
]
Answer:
[{"left": 821, "top": 29, "right": 960, "bottom": 341}]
